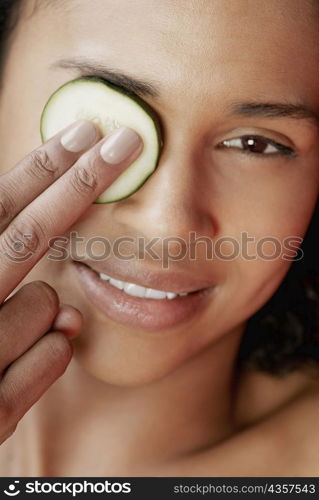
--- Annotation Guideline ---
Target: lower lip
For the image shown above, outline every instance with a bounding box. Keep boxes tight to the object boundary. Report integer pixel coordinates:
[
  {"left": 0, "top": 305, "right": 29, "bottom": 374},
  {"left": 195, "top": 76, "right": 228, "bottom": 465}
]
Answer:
[{"left": 72, "top": 261, "right": 214, "bottom": 331}]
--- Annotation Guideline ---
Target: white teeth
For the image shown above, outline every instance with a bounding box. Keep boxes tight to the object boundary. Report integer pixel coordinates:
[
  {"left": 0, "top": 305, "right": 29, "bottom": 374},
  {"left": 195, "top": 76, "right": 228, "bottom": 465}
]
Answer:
[
  {"left": 124, "top": 283, "right": 146, "bottom": 298},
  {"left": 145, "top": 288, "right": 167, "bottom": 300},
  {"left": 100, "top": 273, "right": 111, "bottom": 281},
  {"left": 109, "top": 278, "right": 124, "bottom": 290},
  {"left": 98, "top": 273, "right": 189, "bottom": 299}
]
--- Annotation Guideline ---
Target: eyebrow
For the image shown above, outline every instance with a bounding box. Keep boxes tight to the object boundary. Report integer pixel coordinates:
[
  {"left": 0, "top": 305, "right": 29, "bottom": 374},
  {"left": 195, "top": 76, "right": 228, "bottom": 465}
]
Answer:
[
  {"left": 231, "top": 101, "right": 319, "bottom": 126},
  {"left": 52, "top": 58, "right": 160, "bottom": 99},
  {"left": 51, "top": 58, "right": 319, "bottom": 127}
]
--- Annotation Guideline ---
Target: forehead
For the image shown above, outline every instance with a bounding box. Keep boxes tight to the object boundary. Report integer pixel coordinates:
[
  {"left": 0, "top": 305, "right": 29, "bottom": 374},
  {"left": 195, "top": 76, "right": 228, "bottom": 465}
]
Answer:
[
  {"left": 29, "top": 0, "right": 316, "bottom": 48},
  {"left": 16, "top": 0, "right": 319, "bottom": 109}
]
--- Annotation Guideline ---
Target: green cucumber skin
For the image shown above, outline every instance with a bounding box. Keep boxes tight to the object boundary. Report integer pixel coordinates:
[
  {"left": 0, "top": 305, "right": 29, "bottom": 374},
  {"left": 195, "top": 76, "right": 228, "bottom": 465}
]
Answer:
[
  {"left": 93, "top": 176, "right": 152, "bottom": 203},
  {"left": 40, "top": 77, "right": 163, "bottom": 204}
]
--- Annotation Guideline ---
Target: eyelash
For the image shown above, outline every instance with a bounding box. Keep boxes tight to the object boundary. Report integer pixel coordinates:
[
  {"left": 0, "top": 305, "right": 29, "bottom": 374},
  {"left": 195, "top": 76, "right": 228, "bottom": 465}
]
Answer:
[{"left": 217, "top": 135, "right": 296, "bottom": 158}]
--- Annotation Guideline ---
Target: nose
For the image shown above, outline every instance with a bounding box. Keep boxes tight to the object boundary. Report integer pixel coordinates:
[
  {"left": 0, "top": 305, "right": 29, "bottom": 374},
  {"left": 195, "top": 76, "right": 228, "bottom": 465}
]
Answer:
[{"left": 113, "top": 135, "right": 217, "bottom": 253}]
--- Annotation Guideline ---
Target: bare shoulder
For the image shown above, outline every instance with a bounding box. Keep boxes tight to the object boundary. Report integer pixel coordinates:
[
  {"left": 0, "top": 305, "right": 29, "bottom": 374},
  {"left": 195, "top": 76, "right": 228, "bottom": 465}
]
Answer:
[
  {"left": 175, "top": 374, "right": 319, "bottom": 476},
  {"left": 159, "top": 370, "right": 319, "bottom": 477},
  {"left": 231, "top": 368, "right": 319, "bottom": 476},
  {"left": 234, "top": 366, "right": 319, "bottom": 427},
  {"left": 248, "top": 377, "right": 319, "bottom": 475}
]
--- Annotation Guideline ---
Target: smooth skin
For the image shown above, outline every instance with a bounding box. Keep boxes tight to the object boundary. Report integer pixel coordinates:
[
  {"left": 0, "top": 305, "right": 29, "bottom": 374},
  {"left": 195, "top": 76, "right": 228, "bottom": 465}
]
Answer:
[{"left": 1, "top": 0, "right": 319, "bottom": 476}]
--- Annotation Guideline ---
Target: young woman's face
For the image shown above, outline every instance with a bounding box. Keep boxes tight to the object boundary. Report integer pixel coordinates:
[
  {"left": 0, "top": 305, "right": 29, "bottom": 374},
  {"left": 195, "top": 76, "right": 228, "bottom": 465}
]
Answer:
[{"left": 0, "top": 0, "right": 319, "bottom": 385}]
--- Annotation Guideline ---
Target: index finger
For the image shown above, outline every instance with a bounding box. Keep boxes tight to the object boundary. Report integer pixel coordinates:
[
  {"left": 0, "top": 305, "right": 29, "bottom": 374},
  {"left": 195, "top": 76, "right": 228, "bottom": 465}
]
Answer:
[
  {"left": 0, "top": 120, "right": 100, "bottom": 234},
  {"left": 0, "top": 126, "right": 143, "bottom": 303}
]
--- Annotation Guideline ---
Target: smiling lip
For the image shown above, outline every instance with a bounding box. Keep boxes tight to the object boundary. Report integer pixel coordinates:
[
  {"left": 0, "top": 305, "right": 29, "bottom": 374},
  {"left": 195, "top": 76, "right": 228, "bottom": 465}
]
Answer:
[
  {"left": 72, "top": 260, "right": 215, "bottom": 331},
  {"left": 73, "top": 258, "right": 214, "bottom": 294}
]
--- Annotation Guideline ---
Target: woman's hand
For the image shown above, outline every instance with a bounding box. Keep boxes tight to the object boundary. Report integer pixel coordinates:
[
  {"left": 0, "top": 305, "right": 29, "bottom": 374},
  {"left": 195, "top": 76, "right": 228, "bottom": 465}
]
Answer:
[{"left": 0, "top": 120, "right": 143, "bottom": 444}]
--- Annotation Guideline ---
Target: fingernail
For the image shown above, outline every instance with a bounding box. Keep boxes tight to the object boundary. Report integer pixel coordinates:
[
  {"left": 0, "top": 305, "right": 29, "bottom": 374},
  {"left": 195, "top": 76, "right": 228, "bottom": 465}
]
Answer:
[
  {"left": 61, "top": 120, "right": 98, "bottom": 153},
  {"left": 100, "top": 127, "right": 142, "bottom": 165}
]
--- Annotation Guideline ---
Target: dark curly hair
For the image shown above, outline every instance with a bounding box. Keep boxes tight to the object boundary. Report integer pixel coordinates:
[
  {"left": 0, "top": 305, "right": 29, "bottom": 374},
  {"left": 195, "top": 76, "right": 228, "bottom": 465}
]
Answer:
[
  {"left": 1, "top": 0, "right": 319, "bottom": 377},
  {"left": 0, "top": 0, "right": 21, "bottom": 77},
  {"left": 239, "top": 202, "right": 319, "bottom": 376}
]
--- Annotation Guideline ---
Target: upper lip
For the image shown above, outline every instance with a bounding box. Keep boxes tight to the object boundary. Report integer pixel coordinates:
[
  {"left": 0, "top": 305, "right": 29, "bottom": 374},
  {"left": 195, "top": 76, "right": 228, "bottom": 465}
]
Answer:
[{"left": 73, "top": 258, "right": 215, "bottom": 294}]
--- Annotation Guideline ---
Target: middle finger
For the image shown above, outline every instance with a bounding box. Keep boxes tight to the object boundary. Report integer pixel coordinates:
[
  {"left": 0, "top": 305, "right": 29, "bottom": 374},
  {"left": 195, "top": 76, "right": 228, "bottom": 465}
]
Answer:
[{"left": 0, "top": 127, "right": 143, "bottom": 303}]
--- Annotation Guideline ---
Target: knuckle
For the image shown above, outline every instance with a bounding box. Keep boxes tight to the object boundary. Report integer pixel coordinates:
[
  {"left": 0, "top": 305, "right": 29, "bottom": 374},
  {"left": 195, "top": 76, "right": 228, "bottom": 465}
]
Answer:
[
  {"left": 23, "top": 281, "right": 59, "bottom": 314},
  {"left": 70, "top": 163, "right": 98, "bottom": 195},
  {"left": 0, "top": 379, "right": 28, "bottom": 426},
  {"left": 0, "top": 187, "right": 16, "bottom": 230},
  {"left": 0, "top": 213, "right": 45, "bottom": 260},
  {"left": 0, "top": 392, "right": 16, "bottom": 425},
  {"left": 27, "top": 149, "right": 57, "bottom": 179},
  {"left": 45, "top": 332, "right": 72, "bottom": 366}
]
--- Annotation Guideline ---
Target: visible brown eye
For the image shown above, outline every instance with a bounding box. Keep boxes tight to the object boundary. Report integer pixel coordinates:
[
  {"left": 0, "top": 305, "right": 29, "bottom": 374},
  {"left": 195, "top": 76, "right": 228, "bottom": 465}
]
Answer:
[
  {"left": 218, "top": 135, "right": 295, "bottom": 157},
  {"left": 241, "top": 136, "right": 272, "bottom": 153}
]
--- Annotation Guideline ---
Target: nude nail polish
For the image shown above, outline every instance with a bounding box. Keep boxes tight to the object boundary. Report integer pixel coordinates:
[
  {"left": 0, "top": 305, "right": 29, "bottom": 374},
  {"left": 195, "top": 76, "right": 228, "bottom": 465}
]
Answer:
[
  {"left": 61, "top": 120, "right": 98, "bottom": 153},
  {"left": 100, "top": 127, "right": 142, "bottom": 165}
]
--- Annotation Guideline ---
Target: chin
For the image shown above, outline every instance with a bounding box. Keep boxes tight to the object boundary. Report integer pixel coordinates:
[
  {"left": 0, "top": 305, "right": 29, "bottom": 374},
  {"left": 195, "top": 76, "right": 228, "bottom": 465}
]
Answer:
[{"left": 73, "top": 316, "right": 202, "bottom": 387}]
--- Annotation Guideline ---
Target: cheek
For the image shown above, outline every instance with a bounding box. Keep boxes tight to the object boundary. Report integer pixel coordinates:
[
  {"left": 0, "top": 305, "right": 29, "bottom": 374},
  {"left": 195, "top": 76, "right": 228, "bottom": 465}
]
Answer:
[
  {"left": 229, "top": 258, "right": 291, "bottom": 313},
  {"left": 215, "top": 156, "right": 319, "bottom": 244},
  {"left": 202, "top": 163, "right": 319, "bottom": 337}
]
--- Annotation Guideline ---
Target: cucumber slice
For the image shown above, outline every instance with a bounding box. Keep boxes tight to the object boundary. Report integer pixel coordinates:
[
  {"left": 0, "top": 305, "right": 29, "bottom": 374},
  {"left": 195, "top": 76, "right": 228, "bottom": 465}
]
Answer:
[{"left": 40, "top": 77, "right": 163, "bottom": 203}]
